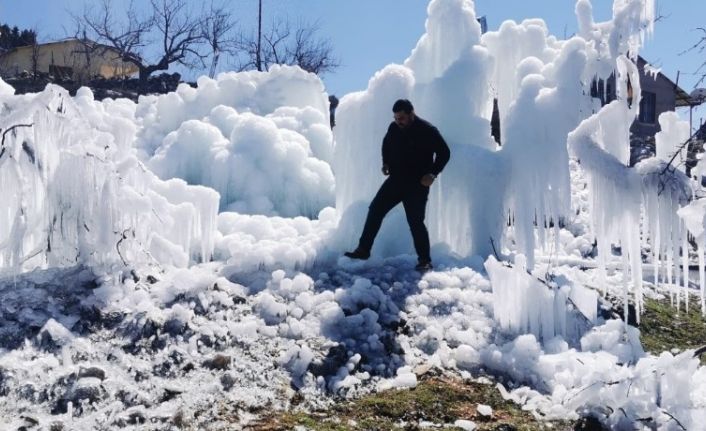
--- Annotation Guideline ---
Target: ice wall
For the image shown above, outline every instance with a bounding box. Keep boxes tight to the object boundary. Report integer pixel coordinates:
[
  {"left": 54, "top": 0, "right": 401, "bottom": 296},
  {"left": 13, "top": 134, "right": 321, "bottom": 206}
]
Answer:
[
  {"left": 0, "top": 84, "right": 219, "bottom": 274},
  {"left": 500, "top": 38, "right": 591, "bottom": 267},
  {"left": 569, "top": 56, "right": 694, "bottom": 318},
  {"left": 141, "top": 65, "right": 335, "bottom": 218},
  {"left": 486, "top": 256, "right": 572, "bottom": 341}
]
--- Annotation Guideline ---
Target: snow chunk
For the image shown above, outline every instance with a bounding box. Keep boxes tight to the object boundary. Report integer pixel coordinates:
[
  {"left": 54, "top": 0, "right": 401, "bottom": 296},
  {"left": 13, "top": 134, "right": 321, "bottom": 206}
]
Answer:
[
  {"left": 454, "top": 420, "right": 477, "bottom": 430},
  {"left": 476, "top": 404, "right": 493, "bottom": 416}
]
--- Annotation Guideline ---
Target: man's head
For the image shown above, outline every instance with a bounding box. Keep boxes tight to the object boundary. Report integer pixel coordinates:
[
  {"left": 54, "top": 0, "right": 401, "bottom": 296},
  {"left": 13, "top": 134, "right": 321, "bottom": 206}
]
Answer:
[{"left": 392, "top": 99, "right": 415, "bottom": 129}]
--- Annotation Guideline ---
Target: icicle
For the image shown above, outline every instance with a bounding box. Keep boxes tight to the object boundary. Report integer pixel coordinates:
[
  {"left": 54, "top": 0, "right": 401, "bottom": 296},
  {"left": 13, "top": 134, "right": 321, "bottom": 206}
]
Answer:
[
  {"left": 700, "top": 240, "right": 706, "bottom": 315},
  {"left": 667, "top": 245, "right": 674, "bottom": 307},
  {"left": 622, "top": 237, "right": 630, "bottom": 325},
  {"left": 682, "top": 223, "right": 690, "bottom": 313}
]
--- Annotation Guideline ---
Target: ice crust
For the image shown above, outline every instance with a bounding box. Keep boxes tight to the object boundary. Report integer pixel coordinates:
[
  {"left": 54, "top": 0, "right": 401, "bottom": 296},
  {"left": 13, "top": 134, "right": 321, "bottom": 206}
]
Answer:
[{"left": 1, "top": 0, "right": 705, "bottom": 428}]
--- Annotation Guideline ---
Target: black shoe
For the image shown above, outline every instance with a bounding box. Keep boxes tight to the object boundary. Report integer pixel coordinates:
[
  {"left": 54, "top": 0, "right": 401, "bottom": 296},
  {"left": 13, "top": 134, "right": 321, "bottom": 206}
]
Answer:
[
  {"left": 415, "top": 260, "right": 433, "bottom": 272},
  {"left": 344, "top": 248, "right": 370, "bottom": 260}
]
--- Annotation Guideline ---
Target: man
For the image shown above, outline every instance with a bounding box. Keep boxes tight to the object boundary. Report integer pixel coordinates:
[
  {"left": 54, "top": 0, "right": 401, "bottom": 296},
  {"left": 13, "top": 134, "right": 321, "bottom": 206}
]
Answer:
[{"left": 344, "top": 99, "right": 450, "bottom": 271}]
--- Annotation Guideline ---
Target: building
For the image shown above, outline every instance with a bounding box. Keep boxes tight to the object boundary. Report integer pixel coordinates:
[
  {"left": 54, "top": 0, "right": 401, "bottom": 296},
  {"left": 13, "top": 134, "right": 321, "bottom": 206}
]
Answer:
[
  {"left": 590, "top": 56, "right": 693, "bottom": 165},
  {"left": 0, "top": 38, "right": 138, "bottom": 81}
]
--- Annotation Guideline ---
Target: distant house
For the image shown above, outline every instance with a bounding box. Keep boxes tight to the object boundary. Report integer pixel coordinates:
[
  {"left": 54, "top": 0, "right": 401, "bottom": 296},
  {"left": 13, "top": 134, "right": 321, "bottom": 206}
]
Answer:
[
  {"left": 590, "top": 56, "right": 693, "bottom": 163},
  {"left": 0, "top": 38, "right": 138, "bottom": 81}
]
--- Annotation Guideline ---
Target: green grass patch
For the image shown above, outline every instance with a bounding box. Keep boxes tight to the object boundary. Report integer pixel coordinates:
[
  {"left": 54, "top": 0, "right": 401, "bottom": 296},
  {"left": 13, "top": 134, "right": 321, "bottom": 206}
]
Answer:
[
  {"left": 639, "top": 296, "right": 706, "bottom": 364},
  {"left": 251, "top": 375, "right": 574, "bottom": 430}
]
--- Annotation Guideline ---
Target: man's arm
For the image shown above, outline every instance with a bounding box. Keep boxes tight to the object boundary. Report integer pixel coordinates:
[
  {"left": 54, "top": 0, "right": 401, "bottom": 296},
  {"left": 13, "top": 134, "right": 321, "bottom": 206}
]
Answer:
[
  {"left": 382, "top": 124, "right": 393, "bottom": 175},
  {"left": 429, "top": 127, "right": 450, "bottom": 175}
]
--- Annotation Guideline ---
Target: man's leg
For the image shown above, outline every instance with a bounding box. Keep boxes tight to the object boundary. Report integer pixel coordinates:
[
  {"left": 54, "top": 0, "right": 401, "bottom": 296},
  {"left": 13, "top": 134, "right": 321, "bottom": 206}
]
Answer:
[
  {"left": 403, "top": 187, "right": 431, "bottom": 263},
  {"left": 357, "top": 179, "right": 402, "bottom": 252}
]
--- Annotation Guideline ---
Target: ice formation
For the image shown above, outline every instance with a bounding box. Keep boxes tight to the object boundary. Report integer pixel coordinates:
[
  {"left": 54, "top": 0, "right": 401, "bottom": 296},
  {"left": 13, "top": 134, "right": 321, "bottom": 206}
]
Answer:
[
  {"left": 334, "top": 0, "right": 706, "bottom": 320},
  {"left": 142, "top": 66, "right": 335, "bottom": 217},
  {"left": 0, "top": 85, "right": 218, "bottom": 273},
  {"left": 2, "top": 0, "right": 706, "bottom": 428},
  {"left": 485, "top": 255, "right": 597, "bottom": 341}
]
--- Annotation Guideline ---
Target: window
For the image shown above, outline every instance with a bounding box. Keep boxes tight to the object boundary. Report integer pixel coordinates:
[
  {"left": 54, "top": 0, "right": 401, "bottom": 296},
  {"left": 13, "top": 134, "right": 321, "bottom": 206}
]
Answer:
[
  {"left": 589, "top": 74, "right": 617, "bottom": 106},
  {"left": 638, "top": 91, "right": 656, "bottom": 124}
]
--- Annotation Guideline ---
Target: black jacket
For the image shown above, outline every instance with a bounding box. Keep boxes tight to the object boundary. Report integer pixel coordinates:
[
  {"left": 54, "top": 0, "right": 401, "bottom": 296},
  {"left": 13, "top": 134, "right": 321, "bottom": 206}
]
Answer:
[{"left": 382, "top": 117, "right": 450, "bottom": 183}]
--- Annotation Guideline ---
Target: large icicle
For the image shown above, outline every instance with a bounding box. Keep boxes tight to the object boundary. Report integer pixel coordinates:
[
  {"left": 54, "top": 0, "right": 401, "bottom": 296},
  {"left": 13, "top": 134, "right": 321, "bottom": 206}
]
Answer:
[{"left": 0, "top": 85, "right": 219, "bottom": 275}]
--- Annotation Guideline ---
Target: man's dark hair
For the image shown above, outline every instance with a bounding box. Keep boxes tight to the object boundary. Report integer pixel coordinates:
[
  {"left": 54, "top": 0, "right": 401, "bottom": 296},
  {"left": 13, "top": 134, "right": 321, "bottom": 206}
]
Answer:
[{"left": 392, "top": 99, "right": 414, "bottom": 114}]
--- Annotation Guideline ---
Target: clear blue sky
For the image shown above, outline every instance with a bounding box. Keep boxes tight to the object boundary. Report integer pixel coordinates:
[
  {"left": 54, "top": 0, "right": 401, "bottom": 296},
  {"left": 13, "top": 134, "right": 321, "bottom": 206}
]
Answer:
[{"left": 1, "top": 0, "right": 705, "bottom": 126}]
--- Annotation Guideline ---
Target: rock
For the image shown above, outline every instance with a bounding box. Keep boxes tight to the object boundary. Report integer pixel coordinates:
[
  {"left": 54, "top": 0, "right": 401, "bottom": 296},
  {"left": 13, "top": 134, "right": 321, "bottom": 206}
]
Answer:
[
  {"left": 114, "top": 409, "right": 147, "bottom": 427},
  {"left": 36, "top": 319, "right": 74, "bottom": 351},
  {"left": 54, "top": 377, "right": 105, "bottom": 414},
  {"left": 17, "top": 415, "right": 40, "bottom": 431},
  {"left": 18, "top": 383, "right": 39, "bottom": 403},
  {"left": 308, "top": 344, "right": 348, "bottom": 377},
  {"left": 221, "top": 373, "right": 236, "bottom": 391},
  {"left": 0, "top": 367, "right": 14, "bottom": 396},
  {"left": 78, "top": 366, "right": 106, "bottom": 381},
  {"left": 203, "top": 354, "right": 231, "bottom": 370},
  {"left": 574, "top": 415, "right": 610, "bottom": 431},
  {"left": 164, "top": 318, "right": 186, "bottom": 336},
  {"left": 160, "top": 387, "right": 183, "bottom": 403}
]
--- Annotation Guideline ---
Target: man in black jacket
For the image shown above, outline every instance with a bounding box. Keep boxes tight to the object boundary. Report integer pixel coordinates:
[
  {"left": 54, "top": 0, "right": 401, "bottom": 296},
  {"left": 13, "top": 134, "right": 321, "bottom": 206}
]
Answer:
[{"left": 345, "top": 99, "right": 451, "bottom": 271}]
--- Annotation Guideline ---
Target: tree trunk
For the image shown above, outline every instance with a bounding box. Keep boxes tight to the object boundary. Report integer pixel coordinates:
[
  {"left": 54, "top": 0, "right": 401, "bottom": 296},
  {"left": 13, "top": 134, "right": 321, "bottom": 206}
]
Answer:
[{"left": 256, "top": 0, "right": 262, "bottom": 71}]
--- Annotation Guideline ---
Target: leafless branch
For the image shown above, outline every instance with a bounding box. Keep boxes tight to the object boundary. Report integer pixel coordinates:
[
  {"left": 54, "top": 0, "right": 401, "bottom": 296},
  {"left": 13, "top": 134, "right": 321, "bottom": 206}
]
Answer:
[
  {"left": 237, "top": 16, "right": 338, "bottom": 76},
  {"left": 0, "top": 124, "right": 34, "bottom": 160},
  {"left": 679, "top": 27, "right": 706, "bottom": 87},
  {"left": 201, "top": 1, "right": 238, "bottom": 78},
  {"left": 116, "top": 228, "right": 132, "bottom": 266},
  {"left": 74, "top": 0, "right": 208, "bottom": 82}
]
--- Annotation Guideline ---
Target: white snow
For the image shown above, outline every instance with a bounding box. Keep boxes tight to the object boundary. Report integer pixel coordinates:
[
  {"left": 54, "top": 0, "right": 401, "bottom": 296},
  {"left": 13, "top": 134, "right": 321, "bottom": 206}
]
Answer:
[
  {"left": 1, "top": 0, "right": 706, "bottom": 429},
  {"left": 476, "top": 404, "right": 492, "bottom": 417}
]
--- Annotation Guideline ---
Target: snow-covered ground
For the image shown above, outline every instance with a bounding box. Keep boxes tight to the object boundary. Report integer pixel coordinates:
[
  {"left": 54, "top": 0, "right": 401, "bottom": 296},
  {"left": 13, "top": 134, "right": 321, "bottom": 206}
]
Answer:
[{"left": 2, "top": 0, "right": 706, "bottom": 429}]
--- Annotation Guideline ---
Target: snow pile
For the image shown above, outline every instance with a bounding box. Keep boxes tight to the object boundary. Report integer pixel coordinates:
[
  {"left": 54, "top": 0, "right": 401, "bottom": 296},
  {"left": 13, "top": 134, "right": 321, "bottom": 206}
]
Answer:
[
  {"left": 2, "top": 0, "right": 706, "bottom": 428},
  {"left": 0, "top": 85, "right": 218, "bottom": 273},
  {"left": 141, "top": 66, "right": 335, "bottom": 217},
  {"left": 487, "top": 322, "right": 706, "bottom": 429},
  {"left": 215, "top": 207, "right": 339, "bottom": 272}
]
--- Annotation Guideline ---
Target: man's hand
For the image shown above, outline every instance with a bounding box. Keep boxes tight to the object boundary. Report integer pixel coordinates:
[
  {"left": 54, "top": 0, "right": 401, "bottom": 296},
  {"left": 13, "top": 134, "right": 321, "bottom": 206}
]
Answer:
[
  {"left": 421, "top": 174, "right": 436, "bottom": 187},
  {"left": 382, "top": 164, "right": 390, "bottom": 175}
]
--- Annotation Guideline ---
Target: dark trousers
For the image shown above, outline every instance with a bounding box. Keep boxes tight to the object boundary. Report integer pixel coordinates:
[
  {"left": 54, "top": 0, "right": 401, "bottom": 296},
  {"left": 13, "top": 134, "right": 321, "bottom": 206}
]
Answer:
[{"left": 358, "top": 178, "right": 431, "bottom": 262}]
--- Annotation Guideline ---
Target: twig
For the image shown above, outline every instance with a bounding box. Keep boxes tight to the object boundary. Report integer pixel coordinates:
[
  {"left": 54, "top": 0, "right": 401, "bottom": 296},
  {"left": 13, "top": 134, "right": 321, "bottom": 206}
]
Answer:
[
  {"left": 662, "top": 409, "right": 687, "bottom": 431},
  {"left": 490, "top": 236, "right": 501, "bottom": 260},
  {"left": 0, "top": 123, "right": 33, "bottom": 153},
  {"left": 489, "top": 238, "right": 594, "bottom": 325},
  {"left": 694, "top": 345, "right": 706, "bottom": 358},
  {"left": 659, "top": 129, "right": 701, "bottom": 178},
  {"left": 116, "top": 228, "right": 132, "bottom": 266},
  {"left": 564, "top": 379, "right": 622, "bottom": 404}
]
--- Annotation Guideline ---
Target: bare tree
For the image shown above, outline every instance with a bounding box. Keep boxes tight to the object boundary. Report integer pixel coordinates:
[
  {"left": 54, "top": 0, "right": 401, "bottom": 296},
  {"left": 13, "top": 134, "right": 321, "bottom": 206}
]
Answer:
[
  {"left": 288, "top": 21, "right": 338, "bottom": 75},
  {"left": 29, "top": 30, "right": 43, "bottom": 81},
  {"left": 75, "top": 0, "right": 207, "bottom": 83},
  {"left": 201, "top": 1, "right": 238, "bottom": 78},
  {"left": 684, "top": 27, "right": 706, "bottom": 88},
  {"left": 237, "top": 2, "right": 338, "bottom": 76}
]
